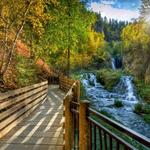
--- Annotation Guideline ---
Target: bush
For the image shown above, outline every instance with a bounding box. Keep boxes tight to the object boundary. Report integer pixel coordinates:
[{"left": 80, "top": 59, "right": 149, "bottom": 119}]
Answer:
[
  {"left": 114, "top": 99, "right": 123, "bottom": 107},
  {"left": 134, "top": 79, "right": 150, "bottom": 103},
  {"left": 143, "top": 115, "right": 150, "bottom": 124},
  {"left": 96, "top": 69, "right": 123, "bottom": 91},
  {"left": 16, "top": 56, "right": 39, "bottom": 87},
  {"left": 134, "top": 103, "right": 150, "bottom": 114}
]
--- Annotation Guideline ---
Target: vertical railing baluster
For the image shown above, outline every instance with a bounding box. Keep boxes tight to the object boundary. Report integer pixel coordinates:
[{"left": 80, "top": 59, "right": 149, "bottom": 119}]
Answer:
[
  {"left": 93, "top": 125, "right": 96, "bottom": 150},
  {"left": 89, "top": 122, "right": 92, "bottom": 150},
  {"left": 109, "top": 135, "right": 112, "bottom": 150},
  {"left": 116, "top": 141, "right": 120, "bottom": 150},
  {"left": 104, "top": 132, "right": 107, "bottom": 150},
  {"left": 74, "top": 112, "right": 76, "bottom": 150},
  {"left": 99, "top": 129, "right": 103, "bottom": 150}
]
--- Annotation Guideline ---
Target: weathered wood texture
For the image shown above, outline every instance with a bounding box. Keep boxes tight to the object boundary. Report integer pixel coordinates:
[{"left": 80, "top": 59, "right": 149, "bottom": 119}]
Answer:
[
  {"left": 62, "top": 75, "right": 150, "bottom": 150},
  {"left": 63, "top": 80, "right": 80, "bottom": 150},
  {"left": 79, "top": 101, "right": 90, "bottom": 150},
  {"left": 59, "top": 75, "right": 75, "bottom": 92},
  {"left": 0, "top": 85, "right": 65, "bottom": 150},
  {"left": 0, "top": 81, "right": 48, "bottom": 138},
  {"left": 64, "top": 94, "right": 74, "bottom": 150}
]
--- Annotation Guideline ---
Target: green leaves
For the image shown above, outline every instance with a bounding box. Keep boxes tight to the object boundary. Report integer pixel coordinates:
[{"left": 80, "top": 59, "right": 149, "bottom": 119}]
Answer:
[{"left": 121, "top": 22, "right": 150, "bottom": 51}]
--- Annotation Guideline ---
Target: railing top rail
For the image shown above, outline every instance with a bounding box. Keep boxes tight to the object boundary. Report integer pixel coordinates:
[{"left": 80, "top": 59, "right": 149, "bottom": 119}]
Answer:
[
  {"left": 63, "top": 81, "right": 78, "bottom": 99},
  {"left": 88, "top": 116, "right": 137, "bottom": 150},
  {"left": 88, "top": 107, "right": 150, "bottom": 147},
  {"left": 0, "top": 81, "right": 48, "bottom": 101}
]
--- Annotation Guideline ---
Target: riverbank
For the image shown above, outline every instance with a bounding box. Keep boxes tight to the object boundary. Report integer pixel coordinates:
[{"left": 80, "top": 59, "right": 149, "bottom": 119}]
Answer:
[{"left": 71, "top": 70, "right": 150, "bottom": 138}]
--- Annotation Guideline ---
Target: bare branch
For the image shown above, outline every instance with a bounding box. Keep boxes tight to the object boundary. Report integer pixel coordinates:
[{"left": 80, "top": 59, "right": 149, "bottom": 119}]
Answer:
[{"left": 1, "top": 0, "right": 33, "bottom": 75}]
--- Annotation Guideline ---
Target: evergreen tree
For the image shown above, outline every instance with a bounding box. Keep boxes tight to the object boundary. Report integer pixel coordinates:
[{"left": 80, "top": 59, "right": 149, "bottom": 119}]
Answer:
[{"left": 140, "top": 0, "right": 150, "bottom": 23}]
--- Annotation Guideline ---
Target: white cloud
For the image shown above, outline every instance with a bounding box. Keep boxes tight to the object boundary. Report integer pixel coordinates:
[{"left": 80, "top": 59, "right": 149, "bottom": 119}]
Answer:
[
  {"left": 101, "top": 0, "right": 117, "bottom": 5},
  {"left": 90, "top": 2, "right": 140, "bottom": 21}
]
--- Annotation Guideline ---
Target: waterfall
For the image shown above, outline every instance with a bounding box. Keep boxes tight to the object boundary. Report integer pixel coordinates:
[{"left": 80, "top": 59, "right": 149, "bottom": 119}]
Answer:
[
  {"left": 111, "top": 58, "right": 116, "bottom": 70},
  {"left": 81, "top": 73, "right": 150, "bottom": 138},
  {"left": 123, "top": 76, "right": 137, "bottom": 101}
]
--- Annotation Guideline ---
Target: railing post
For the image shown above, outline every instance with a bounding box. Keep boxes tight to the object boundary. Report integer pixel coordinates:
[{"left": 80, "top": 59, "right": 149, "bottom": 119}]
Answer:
[
  {"left": 79, "top": 100, "right": 90, "bottom": 150},
  {"left": 64, "top": 94, "right": 73, "bottom": 150},
  {"left": 76, "top": 81, "right": 80, "bottom": 102}
]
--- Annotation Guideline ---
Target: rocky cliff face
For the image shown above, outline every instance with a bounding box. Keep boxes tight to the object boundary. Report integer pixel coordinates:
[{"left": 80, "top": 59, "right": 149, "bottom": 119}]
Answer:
[{"left": 123, "top": 48, "right": 150, "bottom": 84}]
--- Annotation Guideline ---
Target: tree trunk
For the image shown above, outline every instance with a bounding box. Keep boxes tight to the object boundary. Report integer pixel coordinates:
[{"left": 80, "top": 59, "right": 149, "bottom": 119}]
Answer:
[
  {"left": 1, "top": 0, "right": 32, "bottom": 77},
  {"left": 67, "top": 0, "right": 71, "bottom": 77}
]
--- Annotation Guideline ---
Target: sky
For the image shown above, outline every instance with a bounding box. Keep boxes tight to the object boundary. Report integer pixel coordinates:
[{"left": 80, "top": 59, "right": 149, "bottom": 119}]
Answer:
[{"left": 90, "top": 0, "right": 141, "bottom": 21}]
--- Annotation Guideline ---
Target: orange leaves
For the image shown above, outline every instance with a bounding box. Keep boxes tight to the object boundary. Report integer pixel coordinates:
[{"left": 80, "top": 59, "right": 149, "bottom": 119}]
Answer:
[
  {"left": 16, "top": 40, "right": 30, "bottom": 58},
  {"left": 36, "top": 58, "right": 55, "bottom": 76}
]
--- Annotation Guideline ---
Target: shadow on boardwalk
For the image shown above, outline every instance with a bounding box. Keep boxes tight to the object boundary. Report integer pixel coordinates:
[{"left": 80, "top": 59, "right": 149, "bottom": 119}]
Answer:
[{"left": 0, "top": 85, "right": 65, "bottom": 150}]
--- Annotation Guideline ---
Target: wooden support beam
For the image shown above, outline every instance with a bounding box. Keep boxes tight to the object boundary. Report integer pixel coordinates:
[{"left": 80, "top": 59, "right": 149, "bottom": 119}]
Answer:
[
  {"left": 79, "top": 100, "right": 90, "bottom": 150},
  {"left": 76, "top": 81, "right": 80, "bottom": 102},
  {"left": 64, "top": 94, "right": 73, "bottom": 150}
]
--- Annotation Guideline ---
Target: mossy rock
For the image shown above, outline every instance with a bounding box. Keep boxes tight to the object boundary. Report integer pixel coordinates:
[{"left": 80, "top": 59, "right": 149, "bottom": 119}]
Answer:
[{"left": 96, "top": 69, "right": 123, "bottom": 91}]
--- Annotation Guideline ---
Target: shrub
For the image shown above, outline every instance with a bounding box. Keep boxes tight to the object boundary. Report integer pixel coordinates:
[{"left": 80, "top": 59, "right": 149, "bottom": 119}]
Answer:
[
  {"left": 114, "top": 99, "right": 123, "bottom": 107},
  {"left": 16, "top": 56, "right": 39, "bottom": 87},
  {"left": 96, "top": 69, "right": 123, "bottom": 91},
  {"left": 134, "top": 79, "right": 150, "bottom": 103},
  {"left": 143, "top": 115, "right": 150, "bottom": 124},
  {"left": 134, "top": 103, "right": 150, "bottom": 114},
  {"left": 134, "top": 103, "right": 143, "bottom": 114}
]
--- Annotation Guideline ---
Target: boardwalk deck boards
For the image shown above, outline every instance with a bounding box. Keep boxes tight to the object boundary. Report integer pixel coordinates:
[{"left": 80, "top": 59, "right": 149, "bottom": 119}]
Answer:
[{"left": 0, "top": 85, "right": 65, "bottom": 150}]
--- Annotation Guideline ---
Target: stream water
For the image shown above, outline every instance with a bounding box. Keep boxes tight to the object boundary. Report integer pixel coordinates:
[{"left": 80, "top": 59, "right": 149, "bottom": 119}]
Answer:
[{"left": 81, "top": 59, "right": 150, "bottom": 138}]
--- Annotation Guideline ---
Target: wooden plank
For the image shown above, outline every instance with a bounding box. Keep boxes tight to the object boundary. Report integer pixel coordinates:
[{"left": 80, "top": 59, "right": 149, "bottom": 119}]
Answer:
[
  {"left": 0, "top": 89, "right": 47, "bottom": 121},
  {"left": 59, "top": 77, "right": 74, "bottom": 82},
  {"left": 0, "top": 84, "right": 48, "bottom": 110},
  {"left": 78, "top": 101, "right": 89, "bottom": 150},
  {"left": 59, "top": 81, "right": 74, "bottom": 87},
  {"left": 59, "top": 79, "right": 74, "bottom": 84},
  {"left": 0, "top": 81, "right": 48, "bottom": 101},
  {"left": 64, "top": 95, "right": 74, "bottom": 150},
  {"left": 60, "top": 85, "right": 71, "bottom": 90},
  {"left": 0, "top": 136, "right": 63, "bottom": 145},
  {"left": 0, "top": 97, "right": 47, "bottom": 138},
  {"left": 0, "top": 94, "right": 47, "bottom": 130},
  {"left": 59, "top": 82, "right": 73, "bottom": 88}
]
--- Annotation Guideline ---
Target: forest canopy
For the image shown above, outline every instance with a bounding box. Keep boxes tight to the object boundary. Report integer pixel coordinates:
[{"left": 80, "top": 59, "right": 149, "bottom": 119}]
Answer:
[{"left": 0, "top": 0, "right": 150, "bottom": 90}]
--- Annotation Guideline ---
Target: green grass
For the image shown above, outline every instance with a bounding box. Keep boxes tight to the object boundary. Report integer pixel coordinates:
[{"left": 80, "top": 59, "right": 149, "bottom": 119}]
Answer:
[
  {"left": 90, "top": 113, "right": 149, "bottom": 150},
  {"left": 134, "top": 79, "right": 150, "bottom": 103},
  {"left": 143, "top": 115, "right": 150, "bottom": 124},
  {"left": 134, "top": 103, "right": 150, "bottom": 124},
  {"left": 134, "top": 103, "right": 150, "bottom": 114},
  {"left": 99, "top": 110, "right": 114, "bottom": 119},
  {"left": 96, "top": 69, "right": 124, "bottom": 91}
]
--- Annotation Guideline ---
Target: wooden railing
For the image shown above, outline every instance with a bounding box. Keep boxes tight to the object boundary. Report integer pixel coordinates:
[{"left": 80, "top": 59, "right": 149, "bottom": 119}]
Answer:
[
  {"left": 62, "top": 76, "right": 150, "bottom": 150},
  {"left": 59, "top": 75, "right": 76, "bottom": 92},
  {"left": 0, "top": 81, "right": 48, "bottom": 138}
]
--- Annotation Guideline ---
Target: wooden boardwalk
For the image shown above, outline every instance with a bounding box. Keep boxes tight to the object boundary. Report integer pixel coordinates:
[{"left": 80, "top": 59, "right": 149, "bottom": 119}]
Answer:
[{"left": 0, "top": 85, "right": 65, "bottom": 150}]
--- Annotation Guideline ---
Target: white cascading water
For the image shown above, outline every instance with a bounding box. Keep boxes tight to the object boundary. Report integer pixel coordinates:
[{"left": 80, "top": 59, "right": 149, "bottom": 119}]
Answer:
[
  {"left": 80, "top": 58, "right": 150, "bottom": 138},
  {"left": 111, "top": 58, "right": 116, "bottom": 70},
  {"left": 81, "top": 73, "right": 150, "bottom": 138},
  {"left": 122, "top": 76, "right": 137, "bottom": 101}
]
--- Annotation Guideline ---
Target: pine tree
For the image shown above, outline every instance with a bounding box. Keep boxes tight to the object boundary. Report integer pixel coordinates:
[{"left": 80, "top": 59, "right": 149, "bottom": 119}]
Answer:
[{"left": 140, "top": 0, "right": 150, "bottom": 23}]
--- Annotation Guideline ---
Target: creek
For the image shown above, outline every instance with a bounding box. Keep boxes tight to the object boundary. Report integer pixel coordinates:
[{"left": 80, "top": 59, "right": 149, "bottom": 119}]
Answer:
[{"left": 81, "top": 58, "right": 150, "bottom": 138}]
